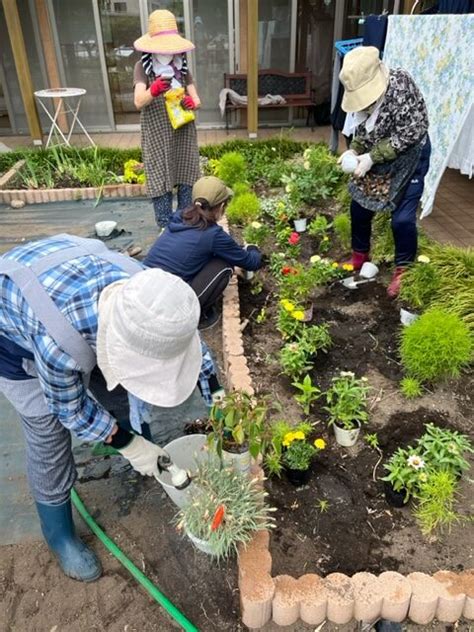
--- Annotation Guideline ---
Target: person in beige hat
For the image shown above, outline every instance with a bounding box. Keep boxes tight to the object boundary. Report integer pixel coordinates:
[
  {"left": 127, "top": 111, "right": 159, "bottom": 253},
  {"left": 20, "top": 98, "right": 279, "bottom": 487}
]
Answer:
[
  {"left": 144, "top": 176, "right": 262, "bottom": 329},
  {"left": 0, "top": 233, "right": 220, "bottom": 582},
  {"left": 338, "top": 46, "right": 431, "bottom": 298},
  {"left": 133, "top": 10, "right": 201, "bottom": 229}
]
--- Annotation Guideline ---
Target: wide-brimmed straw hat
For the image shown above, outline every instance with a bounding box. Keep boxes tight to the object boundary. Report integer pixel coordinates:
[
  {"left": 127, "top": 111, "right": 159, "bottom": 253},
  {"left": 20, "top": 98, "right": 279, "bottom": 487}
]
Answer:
[
  {"left": 134, "top": 10, "right": 195, "bottom": 55},
  {"left": 339, "top": 46, "right": 389, "bottom": 113},
  {"left": 97, "top": 268, "right": 202, "bottom": 408}
]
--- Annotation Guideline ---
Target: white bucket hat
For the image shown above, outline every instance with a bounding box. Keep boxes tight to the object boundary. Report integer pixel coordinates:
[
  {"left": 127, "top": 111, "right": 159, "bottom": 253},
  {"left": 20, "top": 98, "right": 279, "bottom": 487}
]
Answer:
[{"left": 97, "top": 268, "right": 202, "bottom": 407}]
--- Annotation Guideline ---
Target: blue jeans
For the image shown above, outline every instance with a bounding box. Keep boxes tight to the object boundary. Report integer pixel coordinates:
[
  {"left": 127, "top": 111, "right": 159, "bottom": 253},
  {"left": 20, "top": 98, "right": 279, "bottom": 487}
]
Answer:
[
  {"left": 351, "top": 138, "right": 431, "bottom": 266},
  {"left": 152, "top": 184, "right": 193, "bottom": 228}
]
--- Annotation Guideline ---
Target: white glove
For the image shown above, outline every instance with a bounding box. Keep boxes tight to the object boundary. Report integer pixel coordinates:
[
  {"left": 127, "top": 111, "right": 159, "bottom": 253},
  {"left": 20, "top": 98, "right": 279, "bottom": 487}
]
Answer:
[
  {"left": 354, "top": 153, "right": 374, "bottom": 178},
  {"left": 211, "top": 388, "right": 226, "bottom": 404},
  {"left": 337, "top": 149, "right": 357, "bottom": 165},
  {"left": 118, "top": 435, "right": 161, "bottom": 478}
]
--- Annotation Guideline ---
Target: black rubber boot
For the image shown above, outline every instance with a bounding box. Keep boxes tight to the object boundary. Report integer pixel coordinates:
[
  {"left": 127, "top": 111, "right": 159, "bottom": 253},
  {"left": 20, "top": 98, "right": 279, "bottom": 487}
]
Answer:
[{"left": 36, "top": 498, "right": 102, "bottom": 582}]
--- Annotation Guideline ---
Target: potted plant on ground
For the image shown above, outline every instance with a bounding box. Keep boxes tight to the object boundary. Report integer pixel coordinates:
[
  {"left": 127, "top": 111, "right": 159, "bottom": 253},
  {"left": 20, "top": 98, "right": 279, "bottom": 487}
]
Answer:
[
  {"left": 176, "top": 458, "right": 275, "bottom": 557},
  {"left": 381, "top": 447, "right": 427, "bottom": 507},
  {"left": 282, "top": 430, "right": 326, "bottom": 486},
  {"left": 324, "top": 371, "right": 369, "bottom": 447},
  {"left": 208, "top": 391, "right": 273, "bottom": 473}
]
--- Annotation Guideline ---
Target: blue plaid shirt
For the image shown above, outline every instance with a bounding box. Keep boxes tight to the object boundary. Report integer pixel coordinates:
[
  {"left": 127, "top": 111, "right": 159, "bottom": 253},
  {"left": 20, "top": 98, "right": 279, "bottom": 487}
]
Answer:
[{"left": 0, "top": 236, "right": 215, "bottom": 442}]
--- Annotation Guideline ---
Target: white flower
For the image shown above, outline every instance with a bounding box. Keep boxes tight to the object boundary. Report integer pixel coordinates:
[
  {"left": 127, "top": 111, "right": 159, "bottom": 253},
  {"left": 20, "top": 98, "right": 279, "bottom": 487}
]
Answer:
[
  {"left": 407, "top": 455, "right": 425, "bottom": 470},
  {"left": 303, "top": 161, "right": 311, "bottom": 170},
  {"left": 417, "top": 255, "right": 430, "bottom": 264},
  {"left": 340, "top": 371, "right": 355, "bottom": 377},
  {"left": 271, "top": 146, "right": 276, "bottom": 151},
  {"left": 447, "top": 442, "right": 458, "bottom": 454},
  {"left": 285, "top": 184, "right": 293, "bottom": 193},
  {"left": 251, "top": 221, "right": 262, "bottom": 229},
  {"left": 310, "top": 254, "right": 321, "bottom": 263},
  {"left": 303, "top": 148, "right": 311, "bottom": 159}
]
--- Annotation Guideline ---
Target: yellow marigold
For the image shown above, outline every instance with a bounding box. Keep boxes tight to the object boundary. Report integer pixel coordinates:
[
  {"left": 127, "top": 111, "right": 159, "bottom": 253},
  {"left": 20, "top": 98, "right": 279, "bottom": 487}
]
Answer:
[
  {"left": 342, "top": 263, "right": 354, "bottom": 271},
  {"left": 322, "top": 236, "right": 329, "bottom": 241},
  {"left": 292, "top": 430, "right": 306, "bottom": 441},
  {"left": 314, "top": 438, "right": 326, "bottom": 450},
  {"left": 291, "top": 310, "right": 305, "bottom": 321},
  {"left": 331, "top": 262, "right": 339, "bottom": 268},
  {"left": 282, "top": 431, "right": 296, "bottom": 447},
  {"left": 280, "top": 299, "right": 296, "bottom": 312}
]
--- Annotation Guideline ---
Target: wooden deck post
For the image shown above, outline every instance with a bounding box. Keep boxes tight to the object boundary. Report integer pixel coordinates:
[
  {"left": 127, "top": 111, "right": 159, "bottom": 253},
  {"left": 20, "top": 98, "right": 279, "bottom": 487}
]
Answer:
[
  {"left": 2, "top": 0, "right": 43, "bottom": 144},
  {"left": 246, "top": 0, "right": 258, "bottom": 138}
]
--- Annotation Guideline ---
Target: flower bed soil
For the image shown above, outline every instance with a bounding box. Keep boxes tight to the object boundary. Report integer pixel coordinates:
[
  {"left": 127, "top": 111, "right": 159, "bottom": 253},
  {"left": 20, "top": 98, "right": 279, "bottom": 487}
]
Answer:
[{"left": 235, "top": 225, "right": 473, "bottom": 582}]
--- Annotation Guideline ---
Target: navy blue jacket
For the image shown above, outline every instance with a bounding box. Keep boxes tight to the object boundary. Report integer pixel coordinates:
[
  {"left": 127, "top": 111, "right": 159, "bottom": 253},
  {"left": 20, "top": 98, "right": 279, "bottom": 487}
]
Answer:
[{"left": 144, "top": 211, "right": 262, "bottom": 281}]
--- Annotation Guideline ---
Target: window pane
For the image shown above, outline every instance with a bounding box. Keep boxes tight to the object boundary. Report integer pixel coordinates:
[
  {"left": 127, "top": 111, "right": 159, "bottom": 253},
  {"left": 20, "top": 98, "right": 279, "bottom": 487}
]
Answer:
[
  {"left": 51, "top": 0, "right": 111, "bottom": 128},
  {"left": 259, "top": 0, "right": 292, "bottom": 71}
]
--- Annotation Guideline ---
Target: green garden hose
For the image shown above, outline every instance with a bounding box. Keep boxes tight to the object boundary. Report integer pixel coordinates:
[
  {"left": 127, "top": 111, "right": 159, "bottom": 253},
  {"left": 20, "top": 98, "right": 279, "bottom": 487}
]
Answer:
[{"left": 71, "top": 488, "right": 199, "bottom": 632}]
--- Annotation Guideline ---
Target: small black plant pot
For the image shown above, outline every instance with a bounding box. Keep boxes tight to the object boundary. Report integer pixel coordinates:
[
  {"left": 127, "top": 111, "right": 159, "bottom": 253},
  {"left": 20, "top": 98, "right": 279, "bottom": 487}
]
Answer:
[
  {"left": 285, "top": 467, "right": 311, "bottom": 486},
  {"left": 384, "top": 481, "right": 409, "bottom": 508}
]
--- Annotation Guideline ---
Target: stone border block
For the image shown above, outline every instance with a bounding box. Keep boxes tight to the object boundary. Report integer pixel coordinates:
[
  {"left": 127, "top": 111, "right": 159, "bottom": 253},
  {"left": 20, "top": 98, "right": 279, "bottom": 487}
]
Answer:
[
  {"left": 379, "top": 571, "right": 412, "bottom": 622},
  {"left": 297, "top": 573, "right": 327, "bottom": 625},
  {"left": 352, "top": 572, "right": 383, "bottom": 623},
  {"left": 407, "top": 572, "right": 440, "bottom": 624},
  {"left": 433, "top": 570, "right": 466, "bottom": 623},
  {"left": 272, "top": 575, "right": 300, "bottom": 626}
]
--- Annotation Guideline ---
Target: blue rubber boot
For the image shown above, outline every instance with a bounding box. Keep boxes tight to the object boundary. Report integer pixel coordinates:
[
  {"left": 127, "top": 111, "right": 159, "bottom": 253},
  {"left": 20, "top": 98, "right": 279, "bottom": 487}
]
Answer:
[{"left": 36, "top": 498, "right": 102, "bottom": 582}]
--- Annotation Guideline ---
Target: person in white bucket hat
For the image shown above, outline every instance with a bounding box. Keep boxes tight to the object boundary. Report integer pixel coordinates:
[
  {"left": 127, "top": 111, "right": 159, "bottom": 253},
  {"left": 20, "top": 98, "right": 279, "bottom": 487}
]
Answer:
[{"left": 0, "top": 233, "right": 222, "bottom": 584}]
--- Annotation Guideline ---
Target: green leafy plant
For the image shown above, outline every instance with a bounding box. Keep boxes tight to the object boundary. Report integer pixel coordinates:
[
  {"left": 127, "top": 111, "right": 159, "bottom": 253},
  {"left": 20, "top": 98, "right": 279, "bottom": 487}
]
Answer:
[
  {"left": 299, "top": 324, "right": 332, "bottom": 356},
  {"left": 365, "top": 433, "right": 380, "bottom": 450},
  {"left": 382, "top": 447, "right": 427, "bottom": 501},
  {"left": 316, "top": 498, "right": 330, "bottom": 513},
  {"left": 226, "top": 190, "right": 261, "bottom": 225},
  {"left": 177, "top": 459, "right": 275, "bottom": 559},
  {"left": 292, "top": 374, "right": 321, "bottom": 416},
  {"left": 279, "top": 342, "right": 313, "bottom": 380},
  {"left": 123, "top": 159, "right": 145, "bottom": 184},
  {"left": 213, "top": 151, "right": 246, "bottom": 186},
  {"left": 399, "top": 258, "right": 441, "bottom": 311},
  {"left": 400, "top": 377, "right": 423, "bottom": 399},
  {"left": 308, "top": 214, "right": 332, "bottom": 238},
  {"left": 276, "top": 305, "right": 304, "bottom": 340},
  {"left": 208, "top": 391, "right": 273, "bottom": 460},
  {"left": 265, "top": 420, "right": 313, "bottom": 476},
  {"left": 417, "top": 423, "right": 472, "bottom": 477},
  {"left": 282, "top": 430, "right": 326, "bottom": 471},
  {"left": 333, "top": 213, "right": 351, "bottom": 251},
  {"left": 242, "top": 221, "right": 270, "bottom": 247},
  {"left": 413, "top": 470, "right": 460, "bottom": 536},
  {"left": 371, "top": 212, "right": 395, "bottom": 264},
  {"left": 256, "top": 307, "right": 267, "bottom": 324},
  {"left": 400, "top": 308, "right": 472, "bottom": 383},
  {"left": 324, "top": 371, "right": 369, "bottom": 430}
]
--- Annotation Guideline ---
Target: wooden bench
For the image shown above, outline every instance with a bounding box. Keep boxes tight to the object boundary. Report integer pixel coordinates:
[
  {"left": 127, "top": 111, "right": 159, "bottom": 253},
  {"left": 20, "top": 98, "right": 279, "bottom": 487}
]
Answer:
[{"left": 223, "top": 69, "right": 316, "bottom": 130}]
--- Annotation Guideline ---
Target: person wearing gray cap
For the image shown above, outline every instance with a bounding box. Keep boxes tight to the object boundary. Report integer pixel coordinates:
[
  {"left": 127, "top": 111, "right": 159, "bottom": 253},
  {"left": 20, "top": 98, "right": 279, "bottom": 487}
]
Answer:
[
  {"left": 145, "top": 175, "right": 262, "bottom": 329},
  {"left": 0, "top": 234, "right": 209, "bottom": 582}
]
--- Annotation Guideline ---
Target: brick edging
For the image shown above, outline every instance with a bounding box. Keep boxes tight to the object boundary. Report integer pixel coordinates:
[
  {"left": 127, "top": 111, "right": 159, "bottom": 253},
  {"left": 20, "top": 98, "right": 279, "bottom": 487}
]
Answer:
[{"left": 219, "top": 225, "right": 473, "bottom": 629}]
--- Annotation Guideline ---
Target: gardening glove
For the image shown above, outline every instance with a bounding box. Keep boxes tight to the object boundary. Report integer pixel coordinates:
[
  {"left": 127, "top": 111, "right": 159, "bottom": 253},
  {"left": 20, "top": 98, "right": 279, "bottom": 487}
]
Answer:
[
  {"left": 353, "top": 153, "right": 374, "bottom": 178},
  {"left": 150, "top": 77, "right": 171, "bottom": 98},
  {"left": 117, "top": 434, "right": 162, "bottom": 479},
  {"left": 337, "top": 148, "right": 358, "bottom": 165},
  {"left": 181, "top": 95, "right": 197, "bottom": 110}
]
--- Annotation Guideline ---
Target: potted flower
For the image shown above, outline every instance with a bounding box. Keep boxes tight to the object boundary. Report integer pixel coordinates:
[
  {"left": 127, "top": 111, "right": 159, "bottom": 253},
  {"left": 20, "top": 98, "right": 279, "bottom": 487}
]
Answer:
[
  {"left": 208, "top": 391, "right": 272, "bottom": 473},
  {"left": 176, "top": 459, "right": 275, "bottom": 557},
  {"left": 381, "top": 447, "right": 428, "bottom": 507},
  {"left": 324, "top": 371, "right": 369, "bottom": 447},
  {"left": 282, "top": 430, "right": 326, "bottom": 486},
  {"left": 416, "top": 423, "right": 473, "bottom": 480}
]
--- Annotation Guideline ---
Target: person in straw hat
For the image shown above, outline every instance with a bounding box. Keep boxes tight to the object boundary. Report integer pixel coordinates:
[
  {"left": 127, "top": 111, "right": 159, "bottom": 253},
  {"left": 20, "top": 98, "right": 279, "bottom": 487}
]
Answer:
[
  {"left": 134, "top": 10, "right": 201, "bottom": 229},
  {"left": 338, "top": 46, "right": 431, "bottom": 298},
  {"left": 0, "top": 233, "right": 223, "bottom": 582}
]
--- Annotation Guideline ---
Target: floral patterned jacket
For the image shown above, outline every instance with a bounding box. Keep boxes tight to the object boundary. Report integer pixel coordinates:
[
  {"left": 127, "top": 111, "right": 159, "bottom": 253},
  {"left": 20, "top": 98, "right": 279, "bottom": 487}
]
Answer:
[{"left": 351, "top": 69, "right": 429, "bottom": 164}]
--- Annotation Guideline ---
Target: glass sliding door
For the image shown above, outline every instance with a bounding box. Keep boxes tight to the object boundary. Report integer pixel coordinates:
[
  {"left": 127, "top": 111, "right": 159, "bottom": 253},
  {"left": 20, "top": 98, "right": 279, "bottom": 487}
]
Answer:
[
  {"left": 50, "top": 0, "right": 112, "bottom": 129},
  {"left": 98, "top": 0, "right": 142, "bottom": 125},
  {"left": 189, "top": 0, "right": 231, "bottom": 125}
]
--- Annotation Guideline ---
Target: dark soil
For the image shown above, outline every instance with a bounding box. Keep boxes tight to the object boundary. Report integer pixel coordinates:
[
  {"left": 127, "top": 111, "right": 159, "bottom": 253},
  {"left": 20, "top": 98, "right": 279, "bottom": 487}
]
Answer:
[{"left": 235, "top": 219, "right": 473, "bottom": 581}]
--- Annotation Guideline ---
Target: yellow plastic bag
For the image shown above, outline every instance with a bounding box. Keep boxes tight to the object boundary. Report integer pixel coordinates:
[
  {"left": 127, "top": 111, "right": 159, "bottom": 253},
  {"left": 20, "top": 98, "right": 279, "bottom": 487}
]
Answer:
[{"left": 165, "top": 87, "right": 195, "bottom": 130}]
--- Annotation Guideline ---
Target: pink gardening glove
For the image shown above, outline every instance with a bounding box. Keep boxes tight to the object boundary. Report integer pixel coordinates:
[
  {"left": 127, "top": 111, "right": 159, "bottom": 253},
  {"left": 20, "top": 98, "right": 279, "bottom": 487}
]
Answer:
[
  {"left": 150, "top": 77, "right": 170, "bottom": 98},
  {"left": 181, "top": 95, "right": 197, "bottom": 110}
]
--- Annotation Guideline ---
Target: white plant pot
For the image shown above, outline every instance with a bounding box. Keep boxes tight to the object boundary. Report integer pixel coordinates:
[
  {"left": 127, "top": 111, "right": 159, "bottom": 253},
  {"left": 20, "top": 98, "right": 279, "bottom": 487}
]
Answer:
[
  {"left": 294, "top": 218, "right": 307, "bottom": 233},
  {"left": 333, "top": 420, "right": 361, "bottom": 447},
  {"left": 222, "top": 448, "right": 251, "bottom": 474},
  {"left": 400, "top": 307, "right": 419, "bottom": 327},
  {"left": 243, "top": 269, "right": 254, "bottom": 280},
  {"left": 359, "top": 261, "right": 379, "bottom": 279},
  {"left": 186, "top": 530, "right": 218, "bottom": 556},
  {"left": 95, "top": 220, "right": 117, "bottom": 237}
]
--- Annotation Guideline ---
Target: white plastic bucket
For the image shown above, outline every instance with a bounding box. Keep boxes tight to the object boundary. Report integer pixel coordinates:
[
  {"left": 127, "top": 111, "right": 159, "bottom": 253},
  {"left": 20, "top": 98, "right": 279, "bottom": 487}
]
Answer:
[
  {"left": 186, "top": 530, "right": 217, "bottom": 555},
  {"left": 294, "top": 218, "right": 307, "bottom": 233},
  {"left": 155, "top": 434, "right": 208, "bottom": 509},
  {"left": 333, "top": 420, "right": 361, "bottom": 447}
]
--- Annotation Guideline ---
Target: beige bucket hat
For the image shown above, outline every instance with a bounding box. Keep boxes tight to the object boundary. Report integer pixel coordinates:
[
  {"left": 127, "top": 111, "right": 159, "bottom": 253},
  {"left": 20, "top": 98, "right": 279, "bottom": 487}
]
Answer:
[
  {"left": 192, "top": 176, "right": 233, "bottom": 207},
  {"left": 339, "top": 46, "right": 389, "bottom": 113},
  {"left": 97, "top": 268, "right": 202, "bottom": 408},
  {"left": 134, "top": 10, "right": 195, "bottom": 55}
]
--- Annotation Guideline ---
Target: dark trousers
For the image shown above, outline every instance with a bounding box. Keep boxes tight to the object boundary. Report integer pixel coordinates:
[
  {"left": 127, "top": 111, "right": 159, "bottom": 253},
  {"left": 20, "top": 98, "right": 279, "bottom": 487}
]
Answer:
[
  {"left": 351, "top": 138, "right": 432, "bottom": 266},
  {"left": 189, "top": 258, "right": 233, "bottom": 315},
  {"left": 152, "top": 184, "right": 193, "bottom": 228}
]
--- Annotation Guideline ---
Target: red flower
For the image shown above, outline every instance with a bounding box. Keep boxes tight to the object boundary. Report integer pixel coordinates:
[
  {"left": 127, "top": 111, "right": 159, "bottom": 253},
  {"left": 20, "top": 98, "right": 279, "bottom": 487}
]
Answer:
[
  {"left": 281, "top": 266, "right": 299, "bottom": 276},
  {"left": 288, "top": 232, "right": 300, "bottom": 246},
  {"left": 211, "top": 504, "right": 225, "bottom": 531}
]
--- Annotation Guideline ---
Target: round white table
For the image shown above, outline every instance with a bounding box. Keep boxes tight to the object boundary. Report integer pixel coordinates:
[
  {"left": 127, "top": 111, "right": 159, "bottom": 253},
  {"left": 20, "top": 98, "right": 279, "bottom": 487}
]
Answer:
[{"left": 34, "top": 88, "right": 96, "bottom": 148}]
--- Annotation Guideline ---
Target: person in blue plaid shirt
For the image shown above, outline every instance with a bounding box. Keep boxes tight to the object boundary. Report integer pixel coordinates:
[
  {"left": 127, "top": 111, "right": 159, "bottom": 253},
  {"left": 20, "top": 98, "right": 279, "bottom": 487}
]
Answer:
[{"left": 0, "top": 233, "right": 223, "bottom": 583}]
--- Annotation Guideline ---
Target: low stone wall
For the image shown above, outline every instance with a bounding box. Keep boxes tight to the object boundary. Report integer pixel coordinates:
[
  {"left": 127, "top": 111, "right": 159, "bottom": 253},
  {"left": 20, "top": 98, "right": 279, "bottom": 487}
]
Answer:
[
  {"left": 220, "top": 232, "right": 474, "bottom": 629},
  {"left": 0, "top": 160, "right": 146, "bottom": 205}
]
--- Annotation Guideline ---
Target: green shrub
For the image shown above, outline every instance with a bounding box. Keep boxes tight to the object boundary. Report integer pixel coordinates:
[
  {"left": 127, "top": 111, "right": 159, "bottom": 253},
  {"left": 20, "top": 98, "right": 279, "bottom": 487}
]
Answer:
[
  {"left": 226, "top": 191, "right": 260, "bottom": 225},
  {"left": 414, "top": 470, "right": 460, "bottom": 536},
  {"left": 399, "top": 260, "right": 441, "bottom": 311},
  {"left": 400, "top": 308, "right": 472, "bottom": 383},
  {"left": 400, "top": 377, "right": 423, "bottom": 399},
  {"left": 232, "top": 182, "right": 250, "bottom": 196},
  {"left": 215, "top": 151, "right": 247, "bottom": 186},
  {"left": 333, "top": 213, "right": 352, "bottom": 251}
]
